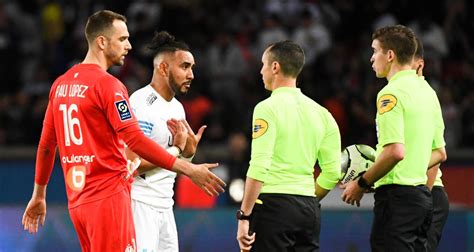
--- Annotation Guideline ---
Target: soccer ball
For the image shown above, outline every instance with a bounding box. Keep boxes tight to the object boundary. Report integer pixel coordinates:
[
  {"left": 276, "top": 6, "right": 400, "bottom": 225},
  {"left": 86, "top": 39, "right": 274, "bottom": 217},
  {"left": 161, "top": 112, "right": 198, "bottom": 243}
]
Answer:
[{"left": 340, "top": 144, "right": 376, "bottom": 184}]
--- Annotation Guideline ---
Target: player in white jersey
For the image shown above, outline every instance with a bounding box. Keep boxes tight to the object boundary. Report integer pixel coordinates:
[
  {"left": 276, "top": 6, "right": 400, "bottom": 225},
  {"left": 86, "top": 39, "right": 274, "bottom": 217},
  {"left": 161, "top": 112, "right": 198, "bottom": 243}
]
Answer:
[{"left": 126, "top": 31, "right": 207, "bottom": 252}]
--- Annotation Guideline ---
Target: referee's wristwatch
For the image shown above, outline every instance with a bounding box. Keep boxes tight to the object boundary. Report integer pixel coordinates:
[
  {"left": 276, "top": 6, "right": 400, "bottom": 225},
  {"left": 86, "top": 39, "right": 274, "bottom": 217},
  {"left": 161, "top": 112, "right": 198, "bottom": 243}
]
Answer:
[
  {"left": 357, "top": 175, "right": 372, "bottom": 189},
  {"left": 236, "top": 210, "right": 251, "bottom": 221}
]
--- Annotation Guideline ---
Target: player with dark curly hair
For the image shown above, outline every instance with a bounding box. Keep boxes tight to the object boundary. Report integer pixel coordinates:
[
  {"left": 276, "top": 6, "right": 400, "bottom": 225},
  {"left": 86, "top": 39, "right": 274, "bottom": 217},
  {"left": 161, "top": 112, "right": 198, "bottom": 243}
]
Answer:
[{"left": 125, "top": 31, "right": 210, "bottom": 252}]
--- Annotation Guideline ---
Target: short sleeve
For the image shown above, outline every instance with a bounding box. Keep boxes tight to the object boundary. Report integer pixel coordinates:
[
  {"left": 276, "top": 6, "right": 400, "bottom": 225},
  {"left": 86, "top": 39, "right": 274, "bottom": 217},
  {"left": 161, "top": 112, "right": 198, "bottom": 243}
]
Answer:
[
  {"left": 247, "top": 102, "right": 276, "bottom": 182},
  {"left": 316, "top": 113, "right": 341, "bottom": 190},
  {"left": 432, "top": 94, "right": 446, "bottom": 149},
  {"left": 376, "top": 90, "right": 404, "bottom": 147}
]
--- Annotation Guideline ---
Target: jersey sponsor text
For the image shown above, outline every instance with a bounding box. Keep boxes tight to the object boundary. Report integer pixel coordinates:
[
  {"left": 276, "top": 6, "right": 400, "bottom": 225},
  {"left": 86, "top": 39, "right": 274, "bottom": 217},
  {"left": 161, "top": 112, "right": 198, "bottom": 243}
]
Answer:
[{"left": 62, "top": 154, "right": 96, "bottom": 164}]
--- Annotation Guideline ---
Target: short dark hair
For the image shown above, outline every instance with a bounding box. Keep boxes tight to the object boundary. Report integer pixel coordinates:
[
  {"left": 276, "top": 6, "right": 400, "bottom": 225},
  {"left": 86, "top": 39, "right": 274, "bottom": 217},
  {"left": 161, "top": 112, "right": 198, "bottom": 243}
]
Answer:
[
  {"left": 414, "top": 37, "right": 424, "bottom": 60},
  {"left": 85, "top": 10, "right": 126, "bottom": 44},
  {"left": 372, "top": 25, "right": 416, "bottom": 65},
  {"left": 266, "top": 40, "right": 305, "bottom": 78},
  {"left": 148, "top": 31, "right": 190, "bottom": 57}
]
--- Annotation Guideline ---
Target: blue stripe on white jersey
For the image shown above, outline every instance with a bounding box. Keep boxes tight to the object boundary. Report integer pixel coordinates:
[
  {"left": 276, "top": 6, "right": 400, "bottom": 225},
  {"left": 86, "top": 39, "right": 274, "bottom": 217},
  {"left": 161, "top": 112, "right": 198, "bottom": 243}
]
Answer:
[
  {"left": 138, "top": 120, "right": 153, "bottom": 136},
  {"left": 138, "top": 121, "right": 153, "bottom": 130}
]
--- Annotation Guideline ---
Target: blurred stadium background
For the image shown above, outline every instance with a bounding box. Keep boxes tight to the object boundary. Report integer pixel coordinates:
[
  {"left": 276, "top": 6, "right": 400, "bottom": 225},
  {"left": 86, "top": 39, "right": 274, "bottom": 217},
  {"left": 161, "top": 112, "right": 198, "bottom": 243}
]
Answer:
[{"left": 0, "top": 0, "right": 473, "bottom": 251}]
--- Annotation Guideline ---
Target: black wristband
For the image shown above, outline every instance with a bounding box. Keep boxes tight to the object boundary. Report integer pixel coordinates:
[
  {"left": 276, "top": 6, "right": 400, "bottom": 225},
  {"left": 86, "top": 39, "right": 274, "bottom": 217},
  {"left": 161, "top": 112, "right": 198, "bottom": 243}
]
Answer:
[
  {"left": 357, "top": 175, "right": 371, "bottom": 189},
  {"left": 236, "top": 210, "right": 251, "bottom": 220}
]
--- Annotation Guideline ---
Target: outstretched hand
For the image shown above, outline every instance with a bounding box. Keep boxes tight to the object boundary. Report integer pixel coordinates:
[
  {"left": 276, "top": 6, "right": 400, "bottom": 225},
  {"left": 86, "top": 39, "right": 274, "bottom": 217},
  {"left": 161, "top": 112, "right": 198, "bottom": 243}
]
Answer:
[
  {"left": 188, "top": 162, "right": 226, "bottom": 196},
  {"left": 22, "top": 197, "right": 46, "bottom": 234}
]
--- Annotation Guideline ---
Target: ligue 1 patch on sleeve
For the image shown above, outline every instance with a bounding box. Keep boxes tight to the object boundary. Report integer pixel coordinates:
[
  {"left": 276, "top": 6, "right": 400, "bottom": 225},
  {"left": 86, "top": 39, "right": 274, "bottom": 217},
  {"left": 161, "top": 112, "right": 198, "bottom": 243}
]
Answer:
[
  {"left": 115, "top": 100, "right": 132, "bottom": 121},
  {"left": 377, "top": 94, "right": 397, "bottom": 114},
  {"left": 252, "top": 119, "right": 268, "bottom": 139}
]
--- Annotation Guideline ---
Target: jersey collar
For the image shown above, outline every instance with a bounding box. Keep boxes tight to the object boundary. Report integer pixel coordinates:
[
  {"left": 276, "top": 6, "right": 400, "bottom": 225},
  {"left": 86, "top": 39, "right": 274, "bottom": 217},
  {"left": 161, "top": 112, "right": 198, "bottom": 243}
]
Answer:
[
  {"left": 271, "top": 87, "right": 301, "bottom": 96},
  {"left": 388, "top": 69, "right": 417, "bottom": 85}
]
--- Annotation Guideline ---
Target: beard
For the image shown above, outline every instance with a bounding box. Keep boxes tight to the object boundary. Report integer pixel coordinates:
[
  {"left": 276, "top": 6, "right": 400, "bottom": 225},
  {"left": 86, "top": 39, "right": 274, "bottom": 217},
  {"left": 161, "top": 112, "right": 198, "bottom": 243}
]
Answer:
[
  {"left": 105, "top": 49, "right": 125, "bottom": 66},
  {"left": 169, "top": 72, "right": 189, "bottom": 95}
]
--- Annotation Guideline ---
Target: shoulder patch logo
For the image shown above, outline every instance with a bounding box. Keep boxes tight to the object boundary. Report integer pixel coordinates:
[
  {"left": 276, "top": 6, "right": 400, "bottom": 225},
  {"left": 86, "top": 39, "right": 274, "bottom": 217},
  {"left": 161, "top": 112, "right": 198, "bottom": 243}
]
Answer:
[
  {"left": 115, "top": 100, "right": 132, "bottom": 121},
  {"left": 252, "top": 119, "right": 268, "bottom": 139},
  {"left": 377, "top": 94, "right": 397, "bottom": 114}
]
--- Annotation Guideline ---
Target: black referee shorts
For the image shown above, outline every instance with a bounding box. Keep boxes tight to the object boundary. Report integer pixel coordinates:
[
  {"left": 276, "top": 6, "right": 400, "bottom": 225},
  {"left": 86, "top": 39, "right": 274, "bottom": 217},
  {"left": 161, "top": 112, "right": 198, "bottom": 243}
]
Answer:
[
  {"left": 249, "top": 193, "right": 320, "bottom": 252},
  {"left": 427, "top": 186, "right": 449, "bottom": 252},
  {"left": 371, "top": 184, "right": 433, "bottom": 252}
]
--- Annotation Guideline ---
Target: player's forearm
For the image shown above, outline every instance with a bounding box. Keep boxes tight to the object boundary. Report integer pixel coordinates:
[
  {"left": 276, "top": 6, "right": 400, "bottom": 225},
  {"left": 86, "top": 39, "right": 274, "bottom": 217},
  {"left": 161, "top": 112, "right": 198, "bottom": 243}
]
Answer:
[
  {"left": 315, "top": 184, "right": 329, "bottom": 200},
  {"left": 34, "top": 146, "right": 56, "bottom": 185},
  {"left": 362, "top": 143, "right": 404, "bottom": 185},
  {"left": 34, "top": 122, "right": 57, "bottom": 185},
  {"left": 428, "top": 147, "right": 447, "bottom": 169},
  {"left": 125, "top": 146, "right": 182, "bottom": 175},
  {"left": 32, "top": 183, "right": 47, "bottom": 199},
  {"left": 316, "top": 125, "right": 342, "bottom": 194},
  {"left": 426, "top": 164, "right": 439, "bottom": 190},
  {"left": 34, "top": 142, "right": 57, "bottom": 187},
  {"left": 240, "top": 177, "right": 263, "bottom": 215},
  {"left": 125, "top": 146, "right": 184, "bottom": 175},
  {"left": 170, "top": 158, "right": 194, "bottom": 175},
  {"left": 136, "top": 159, "right": 157, "bottom": 175},
  {"left": 316, "top": 167, "right": 341, "bottom": 193},
  {"left": 125, "top": 147, "right": 152, "bottom": 174},
  {"left": 120, "top": 125, "right": 176, "bottom": 170},
  {"left": 137, "top": 147, "right": 182, "bottom": 175}
]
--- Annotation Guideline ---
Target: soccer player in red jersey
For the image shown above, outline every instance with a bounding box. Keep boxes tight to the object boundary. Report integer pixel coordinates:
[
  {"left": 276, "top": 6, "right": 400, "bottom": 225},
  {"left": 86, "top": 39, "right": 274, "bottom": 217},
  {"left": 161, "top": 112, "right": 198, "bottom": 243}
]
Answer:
[{"left": 21, "top": 10, "right": 225, "bottom": 251}]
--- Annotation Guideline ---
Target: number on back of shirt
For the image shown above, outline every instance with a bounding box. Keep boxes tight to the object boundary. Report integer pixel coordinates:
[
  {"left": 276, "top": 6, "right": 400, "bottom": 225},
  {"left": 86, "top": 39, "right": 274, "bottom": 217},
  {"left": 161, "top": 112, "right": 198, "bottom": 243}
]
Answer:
[{"left": 59, "top": 104, "right": 83, "bottom": 146}]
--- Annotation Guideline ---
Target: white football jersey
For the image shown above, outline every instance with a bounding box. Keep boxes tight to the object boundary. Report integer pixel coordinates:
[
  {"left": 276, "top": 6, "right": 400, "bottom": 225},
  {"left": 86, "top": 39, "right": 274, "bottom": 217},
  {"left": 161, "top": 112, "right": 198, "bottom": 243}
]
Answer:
[{"left": 129, "top": 85, "right": 186, "bottom": 210}]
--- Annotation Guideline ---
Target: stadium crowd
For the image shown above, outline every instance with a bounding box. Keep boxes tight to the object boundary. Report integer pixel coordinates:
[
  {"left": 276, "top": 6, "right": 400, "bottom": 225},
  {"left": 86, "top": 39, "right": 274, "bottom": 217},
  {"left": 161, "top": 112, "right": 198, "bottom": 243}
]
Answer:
[{"left": 0, "top": 0, "right": 473, "bottom": 193}]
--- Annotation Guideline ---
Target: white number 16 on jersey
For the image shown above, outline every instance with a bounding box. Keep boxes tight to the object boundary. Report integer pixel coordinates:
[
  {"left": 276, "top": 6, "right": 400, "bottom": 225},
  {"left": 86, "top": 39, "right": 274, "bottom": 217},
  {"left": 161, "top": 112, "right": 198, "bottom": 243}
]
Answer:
[{"left": 59, "top": 104, "right": 83, "bottom": 146}]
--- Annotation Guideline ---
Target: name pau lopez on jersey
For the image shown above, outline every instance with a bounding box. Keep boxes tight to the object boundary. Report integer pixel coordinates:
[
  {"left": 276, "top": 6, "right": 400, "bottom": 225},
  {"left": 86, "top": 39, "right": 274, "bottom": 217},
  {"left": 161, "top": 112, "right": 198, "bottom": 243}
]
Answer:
[{"left": 55, "top": 84, "right": 89, "bottom": 98}]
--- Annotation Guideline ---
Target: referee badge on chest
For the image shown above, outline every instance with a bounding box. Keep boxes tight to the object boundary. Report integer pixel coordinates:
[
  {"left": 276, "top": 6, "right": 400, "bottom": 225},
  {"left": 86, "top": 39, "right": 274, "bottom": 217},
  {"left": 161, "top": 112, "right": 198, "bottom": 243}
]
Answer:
[{"left": 252, "top": 119, "right": 268, "bottom": 139}]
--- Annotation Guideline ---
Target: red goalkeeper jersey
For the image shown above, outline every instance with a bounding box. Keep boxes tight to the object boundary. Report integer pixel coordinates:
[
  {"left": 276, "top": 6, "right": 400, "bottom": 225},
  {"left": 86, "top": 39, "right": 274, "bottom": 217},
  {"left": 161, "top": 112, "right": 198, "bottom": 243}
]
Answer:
[{"left": 40, "top": 64, "right": 174, "bottom": 208}]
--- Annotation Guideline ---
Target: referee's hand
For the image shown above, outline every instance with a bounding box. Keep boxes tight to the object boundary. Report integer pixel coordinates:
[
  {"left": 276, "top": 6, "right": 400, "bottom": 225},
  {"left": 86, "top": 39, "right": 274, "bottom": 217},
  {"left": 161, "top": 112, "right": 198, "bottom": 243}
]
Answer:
[
  {"left": 341, "top": 180, "right": 364, "bottom": 207},
  {"left": 237, "top": 219, "right": 255, "bottom": 251}
]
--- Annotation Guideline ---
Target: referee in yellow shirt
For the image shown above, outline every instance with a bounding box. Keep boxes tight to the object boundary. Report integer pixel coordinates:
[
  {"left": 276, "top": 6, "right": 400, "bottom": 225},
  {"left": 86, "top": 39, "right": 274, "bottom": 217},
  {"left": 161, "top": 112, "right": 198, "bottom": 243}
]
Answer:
[
  {"left": 412, "top": 37, "right": 449, "bottom": 252},
  {"left": 236, "top": 40, "right": 341, "bottom": 251},
  {"left": 342, "top": 25, "right": 447, "bottom": 251}
]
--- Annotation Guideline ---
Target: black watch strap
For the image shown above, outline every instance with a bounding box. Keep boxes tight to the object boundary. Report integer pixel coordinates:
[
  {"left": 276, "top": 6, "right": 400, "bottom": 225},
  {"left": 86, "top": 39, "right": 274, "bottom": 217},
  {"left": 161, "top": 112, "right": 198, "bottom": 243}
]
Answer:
[
  {"left": 357, "top": 175, "right": 371, "bottom": 189},
  {"left": 236, "top": 210, "right": 251, "bottom": 220}
]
